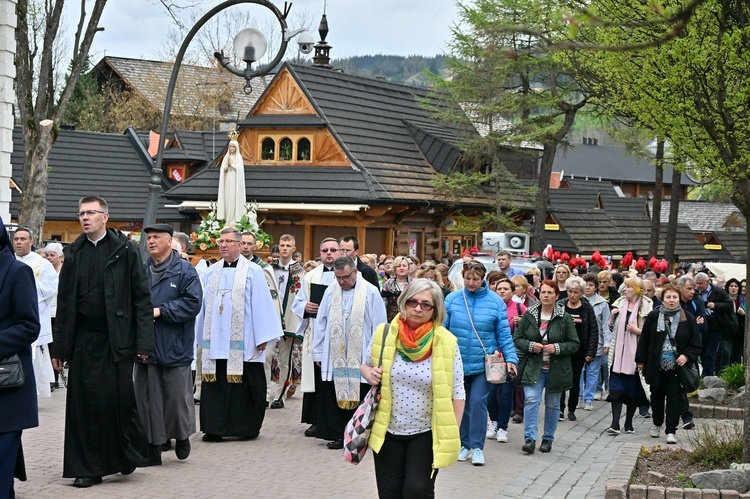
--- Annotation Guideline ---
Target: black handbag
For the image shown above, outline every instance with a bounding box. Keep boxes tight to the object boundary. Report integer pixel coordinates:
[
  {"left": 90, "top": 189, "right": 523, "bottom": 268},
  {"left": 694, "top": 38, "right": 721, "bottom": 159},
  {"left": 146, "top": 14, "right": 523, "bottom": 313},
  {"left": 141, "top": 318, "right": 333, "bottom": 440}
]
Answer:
[
  {"left": 511, "top": 353, "right": 526, "bottom": 386},
  {"left": 677, "top": 362, "right": 700, "bottom": 393},
  {"left": 0, "top": 353, "right": 25, "bottom": 389}
]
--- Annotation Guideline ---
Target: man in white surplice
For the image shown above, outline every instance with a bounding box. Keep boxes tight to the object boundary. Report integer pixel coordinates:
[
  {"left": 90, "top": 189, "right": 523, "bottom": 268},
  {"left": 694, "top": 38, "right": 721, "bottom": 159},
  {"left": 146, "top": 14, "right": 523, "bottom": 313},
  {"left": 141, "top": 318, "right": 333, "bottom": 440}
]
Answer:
[
  {"left": 312, "top": 255, "right": 386, "bottom": 449},
  {"left": 13, "top": 228, "right": 58, "bottom": 398},
  {"left": 292, "top": 237, "right": 340, "bottom": 437},
  {"left": 195, "top": 227, "right": 283, "bottom": 441}
]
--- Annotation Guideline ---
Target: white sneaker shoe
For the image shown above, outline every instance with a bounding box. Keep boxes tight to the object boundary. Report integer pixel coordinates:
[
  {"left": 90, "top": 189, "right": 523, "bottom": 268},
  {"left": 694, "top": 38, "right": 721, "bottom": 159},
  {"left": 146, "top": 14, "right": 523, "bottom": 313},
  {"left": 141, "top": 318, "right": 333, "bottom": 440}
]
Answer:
[
  {"left": 666, "top": 433, "right": 677, "bottom": 444},
  {"left": 650, "top": 425, "right": 661, "bottom": 438},
  {"left": 458, "top": 446, "right": 471, "bottom": 461},
  {"left": 471, "top": 448, "right": 485, "bottom": 466},
  {"left": 594, "top": 392, "right": 602, "bottom": 401},
  {"left": 584, "top": 402, "right": 594, "bottom": 411},
  {"left": 486, "top": 421, "right": 498, "bottom": 439},
  {"left": 577, "top": 398, "right": 584, "bottom": 409},
  {"left": 496, "top": 428, "right": 509, "bottom": 443}
]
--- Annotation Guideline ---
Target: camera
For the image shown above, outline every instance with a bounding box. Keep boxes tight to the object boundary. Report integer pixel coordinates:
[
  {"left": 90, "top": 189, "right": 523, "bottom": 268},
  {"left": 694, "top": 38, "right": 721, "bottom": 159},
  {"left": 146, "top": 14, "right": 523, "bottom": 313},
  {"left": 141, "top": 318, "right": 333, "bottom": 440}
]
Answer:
[{"left": 297, "top": 31, "right": 315, "bottom": 55}]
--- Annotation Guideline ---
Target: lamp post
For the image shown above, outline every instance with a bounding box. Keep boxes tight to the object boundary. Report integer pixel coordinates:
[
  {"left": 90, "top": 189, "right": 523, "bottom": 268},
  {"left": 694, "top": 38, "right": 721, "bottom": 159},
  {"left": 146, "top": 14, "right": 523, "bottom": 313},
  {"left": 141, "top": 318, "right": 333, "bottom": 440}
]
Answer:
[{"left": 141, "top": 0, "right": 309, "bottom": 256}]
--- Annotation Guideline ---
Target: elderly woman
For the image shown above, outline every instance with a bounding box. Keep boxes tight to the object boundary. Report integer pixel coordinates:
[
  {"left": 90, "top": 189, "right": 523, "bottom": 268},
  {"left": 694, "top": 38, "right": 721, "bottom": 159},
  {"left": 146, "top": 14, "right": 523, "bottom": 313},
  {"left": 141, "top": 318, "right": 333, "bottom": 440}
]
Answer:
[
  {"left": 554, "top": 265, "right": 571, "bottom": 300},
  {"left": 485, "top": 275, "right": 527, "bottom": 444},
  {"left": 597, "top": 270, "right": 620, "bottom": 307},
  {"left": 44, "top": 242, "right": 64, "bottom": 389},
  {"left": 511, "top": 275, "right": 538, "bottom": 308},
  {"left": 382, "top": 256, "right": 412, "bottom": 322},
  {"left": 514, "top": 279, "right": 579, "bottom": 454},
  {"left": 557, "top": 276, "right": 599, "bottom": 421},
  {"left": 444, "top": 262, "right": 518, "bottom": 466},
  {"left": 606, "top": 277, "right": 653, "bottom": 435},
  {"left": 362, "top": 279, "right": 465, "bottom": 498},
  {"left": 416, "top": 263, "right": 451, "bottom": 297},
  {"left": 636, "top": 284, "right": 702, "bottom": 444},
  {"left": 582, "top": 274, "right": 612, "bottom": 402}
]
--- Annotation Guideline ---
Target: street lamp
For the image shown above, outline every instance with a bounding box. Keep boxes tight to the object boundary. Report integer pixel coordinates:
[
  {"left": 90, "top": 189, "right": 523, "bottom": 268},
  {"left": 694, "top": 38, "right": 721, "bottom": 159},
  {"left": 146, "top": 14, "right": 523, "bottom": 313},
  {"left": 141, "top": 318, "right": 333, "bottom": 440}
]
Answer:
[{"left": 141, "top": 0, "right": 311, "bottom": 256}]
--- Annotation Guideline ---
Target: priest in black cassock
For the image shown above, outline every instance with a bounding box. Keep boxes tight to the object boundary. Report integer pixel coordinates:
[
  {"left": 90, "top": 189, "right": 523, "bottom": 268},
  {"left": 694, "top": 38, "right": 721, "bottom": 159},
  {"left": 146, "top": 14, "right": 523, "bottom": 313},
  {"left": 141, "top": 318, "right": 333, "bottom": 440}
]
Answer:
[
  {"left": 52, "top": 195, "right": 153, "bottom": 488},
  {"left": 196, "top": 227, "right": 283, "bottom": 441}
]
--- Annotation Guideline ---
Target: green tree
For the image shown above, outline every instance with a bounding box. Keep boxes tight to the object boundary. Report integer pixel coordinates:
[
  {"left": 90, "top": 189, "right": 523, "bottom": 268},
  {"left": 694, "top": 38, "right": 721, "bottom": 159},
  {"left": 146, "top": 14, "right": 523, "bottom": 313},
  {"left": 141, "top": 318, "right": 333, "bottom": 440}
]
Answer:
[
  {"left": 431, "top": 0, "right": 592, "bottom": 253},
  {"left": 63, "top": 59, "right": 105, "bottom": 130}
]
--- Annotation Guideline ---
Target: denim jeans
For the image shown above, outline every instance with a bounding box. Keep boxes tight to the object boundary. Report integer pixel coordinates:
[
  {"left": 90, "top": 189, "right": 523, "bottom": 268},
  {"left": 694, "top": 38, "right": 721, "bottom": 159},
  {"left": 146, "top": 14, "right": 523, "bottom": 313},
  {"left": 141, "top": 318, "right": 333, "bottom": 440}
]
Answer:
[
  {"left": 487, "top": 381, "right": 514, "bottom": 430},
  {"left": 461, "top": 373, "right": 492, "bottom": 450},
  {"left": 522, "top": 369, "right": 561, "bottom": 442},
  {"left": 583, "top": 355, "right": 604, "bottom": 403},
  {"left": 597, "top": 355, "right": 609, "bottom": 393}
]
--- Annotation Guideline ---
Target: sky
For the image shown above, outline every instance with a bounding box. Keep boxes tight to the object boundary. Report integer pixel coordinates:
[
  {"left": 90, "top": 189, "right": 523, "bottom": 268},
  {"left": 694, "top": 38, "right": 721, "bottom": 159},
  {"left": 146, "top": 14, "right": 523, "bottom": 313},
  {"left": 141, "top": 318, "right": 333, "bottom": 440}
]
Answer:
[{"left": 89, "top": 0, "right": 459, "bottom": 62}]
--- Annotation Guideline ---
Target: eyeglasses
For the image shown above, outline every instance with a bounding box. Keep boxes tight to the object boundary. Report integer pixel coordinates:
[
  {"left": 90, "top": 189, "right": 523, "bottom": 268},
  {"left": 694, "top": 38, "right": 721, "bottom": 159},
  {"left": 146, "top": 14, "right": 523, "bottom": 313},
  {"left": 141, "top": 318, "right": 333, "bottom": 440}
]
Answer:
[
  {"left": 405, "top": 298, "right": 435, "bottom": 311},
  {"left": 321, "top": 248, "right": 339, "bottom": 253},
  {"left": 217, "top": 239, "right": 240, "bottom": 245},
  {"left": 335, "top": 269, "right": 356, "bottom": 281},
  {"left": 464, "top": 261, "right": 486, "bottom": 272},
  {"left": 420, "top": 264, "right": 436, "bottom": 270},
  {"left": 76, "top": 210, "right": 106, "bottom": 218},
  {"left": 556, "top": 270, "right": 569, "bottom": 275}
]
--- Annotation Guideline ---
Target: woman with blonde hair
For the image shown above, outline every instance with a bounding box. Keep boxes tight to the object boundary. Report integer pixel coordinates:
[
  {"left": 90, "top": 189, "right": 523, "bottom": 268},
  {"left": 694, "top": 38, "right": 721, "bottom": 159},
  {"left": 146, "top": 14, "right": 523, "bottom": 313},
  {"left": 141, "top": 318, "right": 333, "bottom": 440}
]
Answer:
[
  {"left": 554, "top": 264, "right": 571, "bottom": 300},
  {"left": 597, "top": 270, "right": 620, "bottom": 307},
  {"left": 511, "top": 275, "right": 537, "bottom": 308},
  {"left": 382, "top": 256, "right": 412, "bottom": 322},
  {"left": 605, "top": 276, "right": 652, "bottom": 435},
  {"left": 362, "top": 279, "right": 465, "bottom": 497},
  {"left": 417, "top": 263, "right": 451, "bottom": 297}
]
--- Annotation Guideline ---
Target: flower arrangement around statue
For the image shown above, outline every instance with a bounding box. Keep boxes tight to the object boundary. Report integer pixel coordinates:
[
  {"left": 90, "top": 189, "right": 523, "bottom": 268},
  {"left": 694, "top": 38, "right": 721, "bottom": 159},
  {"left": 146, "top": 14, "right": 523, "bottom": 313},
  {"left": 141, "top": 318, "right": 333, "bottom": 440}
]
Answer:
[{"left": 190, "top": 201, "right": 273, "bottom": 250}]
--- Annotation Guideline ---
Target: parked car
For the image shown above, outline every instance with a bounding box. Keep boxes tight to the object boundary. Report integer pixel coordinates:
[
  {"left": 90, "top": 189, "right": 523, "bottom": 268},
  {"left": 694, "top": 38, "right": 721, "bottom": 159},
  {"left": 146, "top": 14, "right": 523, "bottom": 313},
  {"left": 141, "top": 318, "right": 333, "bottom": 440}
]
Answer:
[{"left": 447, "top": 254, "right": 554, "bottom": 288}]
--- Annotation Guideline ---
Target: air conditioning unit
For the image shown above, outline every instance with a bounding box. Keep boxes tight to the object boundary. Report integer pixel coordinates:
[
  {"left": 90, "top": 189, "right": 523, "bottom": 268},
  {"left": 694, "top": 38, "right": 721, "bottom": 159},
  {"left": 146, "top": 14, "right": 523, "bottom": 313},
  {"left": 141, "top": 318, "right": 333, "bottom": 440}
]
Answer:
[{"left": 482, "top": 232, "right": 529, "bottom": 256}]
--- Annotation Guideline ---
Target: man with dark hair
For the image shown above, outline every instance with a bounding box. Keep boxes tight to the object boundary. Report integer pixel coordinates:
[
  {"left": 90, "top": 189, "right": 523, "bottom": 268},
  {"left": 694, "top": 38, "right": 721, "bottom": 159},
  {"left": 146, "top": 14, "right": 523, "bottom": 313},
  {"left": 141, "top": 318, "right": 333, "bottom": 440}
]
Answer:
[
  {"left": 135, "top": 224, "right": 202, "bottom": 465},
  {"left": 292, "top": 237, "right": 339, "bottom": 437},
  {"left": 52, "top": 195, "right": 153, "bottom": 487},
  {"left": 338, "top": 235, "right": 380, "bottom": 289},
  {"left": 196, "top": 227, "right": 283, "bottom": 441},
  {"left": 313, "top": 255, "right": 386, "bottom": 449}
]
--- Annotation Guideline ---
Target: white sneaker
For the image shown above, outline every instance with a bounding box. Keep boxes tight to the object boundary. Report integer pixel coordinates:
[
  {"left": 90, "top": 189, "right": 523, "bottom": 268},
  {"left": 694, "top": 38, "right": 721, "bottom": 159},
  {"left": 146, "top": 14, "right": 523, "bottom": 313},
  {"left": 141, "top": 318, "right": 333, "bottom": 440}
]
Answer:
[
  {"left": 650, "top": 425, "right": 661, "bottom": 438},
  {"left": 471, "top": 448, "right": 485, "bottom": 466},
  {"left": 666, "top": 433, "right": 677, "bottom": 444},
  {"left": 584, "top": 402, "right": 594, "bottom": 411},
  {"left": 486, "top": 421, "right": 498, "bottom": 439},
  {"left": 577, "top": 398, "right": 584, "bottom": 409},
  {"left": 594, "top": 392, "right": 602, "bottom": 401},
  {"left": 496, "top": 428, "right": 509, "bottom": 443},
  {"left": 458, "top": 446, "right": 471, "bottom": 461}
]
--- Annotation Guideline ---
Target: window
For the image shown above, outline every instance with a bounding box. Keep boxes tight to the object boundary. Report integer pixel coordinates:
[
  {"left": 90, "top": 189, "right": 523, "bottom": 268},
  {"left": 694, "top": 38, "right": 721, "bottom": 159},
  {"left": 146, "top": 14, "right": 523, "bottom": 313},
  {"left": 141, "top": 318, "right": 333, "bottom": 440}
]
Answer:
[
  {"left": 297, "top": 138, "right": 311, "bottom": 161},
  {"left": 279, "top": 137, "right": 293, "bottom": 161},
  {"left": 261, "top": 138, "right": 275, "bottom": 160}
]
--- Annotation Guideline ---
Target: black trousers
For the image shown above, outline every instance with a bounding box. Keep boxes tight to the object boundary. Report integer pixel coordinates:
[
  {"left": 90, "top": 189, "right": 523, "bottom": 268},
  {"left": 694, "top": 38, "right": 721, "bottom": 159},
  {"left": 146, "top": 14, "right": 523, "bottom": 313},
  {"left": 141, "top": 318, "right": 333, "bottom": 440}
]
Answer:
[
  {"left": 373, "top": 431, "right": 436, "bottom": 499},
  {"left": 650, "top": 370, "right": 682, "bottom": 435},
  {"left": 560, "top": 352, "right": 586, "bottom": 413}
]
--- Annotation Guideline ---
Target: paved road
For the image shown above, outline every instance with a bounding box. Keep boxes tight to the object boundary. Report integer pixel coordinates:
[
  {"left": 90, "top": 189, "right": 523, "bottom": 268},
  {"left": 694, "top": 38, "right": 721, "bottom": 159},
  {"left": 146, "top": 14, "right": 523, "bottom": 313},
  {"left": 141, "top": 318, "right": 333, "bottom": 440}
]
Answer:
[{"left": 15, "top": 387, "right": 673, "bottom": 498}]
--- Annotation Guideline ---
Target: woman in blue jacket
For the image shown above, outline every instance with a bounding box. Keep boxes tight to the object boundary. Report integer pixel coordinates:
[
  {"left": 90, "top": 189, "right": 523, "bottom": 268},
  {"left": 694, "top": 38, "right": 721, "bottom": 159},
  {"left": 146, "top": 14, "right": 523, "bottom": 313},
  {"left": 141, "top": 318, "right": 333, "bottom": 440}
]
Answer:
[{"left": 444, "top": 261, "right": 517, "bottom": 466}]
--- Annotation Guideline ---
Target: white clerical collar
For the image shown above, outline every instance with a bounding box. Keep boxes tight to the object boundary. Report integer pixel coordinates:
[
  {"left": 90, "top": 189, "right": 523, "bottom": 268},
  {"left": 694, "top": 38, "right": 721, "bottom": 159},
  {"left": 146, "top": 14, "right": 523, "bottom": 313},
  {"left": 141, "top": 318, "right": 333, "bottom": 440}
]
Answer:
[
  {"left": 87, "top": 231, "right": 107, "bottom": 246},
  {"left": 16, "top": 252, "right": 34, "bottom": 261}
]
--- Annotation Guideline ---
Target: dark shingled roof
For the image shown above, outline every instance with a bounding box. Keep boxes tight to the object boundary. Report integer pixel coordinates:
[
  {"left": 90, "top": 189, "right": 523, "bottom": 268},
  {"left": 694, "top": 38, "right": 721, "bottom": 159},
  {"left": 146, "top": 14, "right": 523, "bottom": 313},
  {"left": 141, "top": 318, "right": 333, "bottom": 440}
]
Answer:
[
  {"left": 548, "top": 209, "right": 631, "bottom": 254},
  {"left": 653, "top": 200, "right": 745, "bottom": 233},
  {"left": 161, "top": 130, "right": 230, "bottom": 163},
  {"left": 548, "top": 178, "right": 648, "bottom": 217},
  {"left": 10, "top": 127, "right": 186, "bottom": 222},
  {"left": 711, "top": 230, "right": 748, "bottom": 263},
  {"left": 553, "top": 143, "right": 694, "bottom": 185}
]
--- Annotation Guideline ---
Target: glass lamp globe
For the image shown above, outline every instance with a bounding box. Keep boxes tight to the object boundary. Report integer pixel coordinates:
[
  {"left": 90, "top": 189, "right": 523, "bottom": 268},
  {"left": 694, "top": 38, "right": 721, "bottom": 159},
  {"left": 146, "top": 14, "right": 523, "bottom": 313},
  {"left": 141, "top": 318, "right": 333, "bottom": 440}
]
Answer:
[{"left": 233, "top": 28, "right": 268, "bottom": 64}]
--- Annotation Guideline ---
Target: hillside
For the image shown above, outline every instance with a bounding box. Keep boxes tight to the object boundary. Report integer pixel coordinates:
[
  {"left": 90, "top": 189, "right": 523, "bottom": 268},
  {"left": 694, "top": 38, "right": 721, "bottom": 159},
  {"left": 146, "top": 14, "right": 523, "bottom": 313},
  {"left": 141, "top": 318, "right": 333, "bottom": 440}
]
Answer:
[{"left": 330, "top": 54, "right": 446, "bottom": 87}]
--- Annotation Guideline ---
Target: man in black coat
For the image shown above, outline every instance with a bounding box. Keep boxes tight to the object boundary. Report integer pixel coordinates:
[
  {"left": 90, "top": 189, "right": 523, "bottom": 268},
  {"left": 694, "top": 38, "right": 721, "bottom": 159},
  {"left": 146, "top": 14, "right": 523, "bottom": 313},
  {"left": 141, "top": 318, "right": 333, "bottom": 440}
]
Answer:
[
  {"left": 51, "top": 195, "right": 153, "bottom": 488},
  {"left": 339, "top": 235, "right": 380, "bottom": 289},
  {"left": 695, "top": 272, "right": 736, "bottom": 375},
  {"left": 0, "top": 217, "right": 40, "bottom": 498},
  {"left": 676, "top": 275, "right": 706, "bottom": 429}
]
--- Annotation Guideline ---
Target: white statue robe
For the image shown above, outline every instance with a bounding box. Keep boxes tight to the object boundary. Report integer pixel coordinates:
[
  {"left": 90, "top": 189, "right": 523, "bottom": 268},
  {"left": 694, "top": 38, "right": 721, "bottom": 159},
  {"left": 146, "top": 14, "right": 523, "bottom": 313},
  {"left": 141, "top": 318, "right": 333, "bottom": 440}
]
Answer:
[
  {"left": 17, "top": 251, "right": 58, "bottom": 397},
  {"left": 195, "top": 260, "right": 283, "bottom": 364},
  {"left": 312, "top": 275, "right": 387, "bottom": 383},
  {"left": 292, "top": 264, "right": 335, "bottom": 392}
]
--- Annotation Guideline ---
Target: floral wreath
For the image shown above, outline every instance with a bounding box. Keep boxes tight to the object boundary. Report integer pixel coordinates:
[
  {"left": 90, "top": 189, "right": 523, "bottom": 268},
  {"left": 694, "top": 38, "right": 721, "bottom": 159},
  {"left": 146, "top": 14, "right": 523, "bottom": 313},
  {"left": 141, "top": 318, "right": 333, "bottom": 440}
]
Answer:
[{"left": 190, "top": 201, "right": 273, "bottom": 250}]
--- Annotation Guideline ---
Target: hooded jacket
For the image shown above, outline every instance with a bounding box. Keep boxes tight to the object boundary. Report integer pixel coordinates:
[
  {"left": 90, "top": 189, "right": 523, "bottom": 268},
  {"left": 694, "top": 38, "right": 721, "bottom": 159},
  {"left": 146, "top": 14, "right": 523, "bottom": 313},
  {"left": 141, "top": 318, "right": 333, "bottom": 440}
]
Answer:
[{"left": 444, "top": 283, "right": 518, "bottom": 375}]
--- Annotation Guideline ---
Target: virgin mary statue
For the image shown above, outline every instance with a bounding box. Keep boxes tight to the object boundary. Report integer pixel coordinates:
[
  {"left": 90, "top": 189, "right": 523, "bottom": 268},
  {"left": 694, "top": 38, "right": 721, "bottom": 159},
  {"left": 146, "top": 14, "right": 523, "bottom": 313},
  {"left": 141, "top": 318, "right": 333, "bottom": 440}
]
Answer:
[{"left": 217, "top": 139, "right": 246, "bottom": 225}]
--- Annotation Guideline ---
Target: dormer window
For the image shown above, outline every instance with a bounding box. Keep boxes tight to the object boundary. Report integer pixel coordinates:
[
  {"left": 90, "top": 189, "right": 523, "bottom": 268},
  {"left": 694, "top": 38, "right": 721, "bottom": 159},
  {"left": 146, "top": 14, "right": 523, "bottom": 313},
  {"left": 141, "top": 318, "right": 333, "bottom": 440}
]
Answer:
[
  {"left": 261, "top": 137, "right": 275, "bottom": 160},
  {"left": 279, "top": 137, "right": 293, "bottom": 161},
  {"left": 297, "top": 138, "right": 311, "bottom": 161},
  {"left": 258, "top": 134, "right": 313, "bottom": 164}
]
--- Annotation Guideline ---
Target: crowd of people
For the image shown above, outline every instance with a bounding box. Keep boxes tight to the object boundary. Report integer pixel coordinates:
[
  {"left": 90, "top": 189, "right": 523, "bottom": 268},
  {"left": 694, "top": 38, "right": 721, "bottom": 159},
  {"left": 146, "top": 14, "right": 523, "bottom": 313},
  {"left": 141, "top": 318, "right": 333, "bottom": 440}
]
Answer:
[{"left": 2, "top": 197, "right": 747, "bottom": 498}]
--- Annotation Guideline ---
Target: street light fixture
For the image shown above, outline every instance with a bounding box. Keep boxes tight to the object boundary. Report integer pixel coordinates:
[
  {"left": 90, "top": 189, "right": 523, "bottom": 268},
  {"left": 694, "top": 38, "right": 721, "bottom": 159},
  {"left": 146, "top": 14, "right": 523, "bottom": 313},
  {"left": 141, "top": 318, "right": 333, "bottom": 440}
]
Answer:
[{"left": 141, "top": 0, "right": 312, "bottom": 256}]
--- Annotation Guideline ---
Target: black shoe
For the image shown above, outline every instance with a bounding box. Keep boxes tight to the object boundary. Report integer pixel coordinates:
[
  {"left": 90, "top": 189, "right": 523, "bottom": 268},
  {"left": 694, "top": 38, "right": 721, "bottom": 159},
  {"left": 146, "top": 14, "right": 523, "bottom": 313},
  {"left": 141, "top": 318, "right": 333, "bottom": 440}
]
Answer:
[
  {"left": 304, "top": 424, "right": 318, "bottom": 437},
  {"left": 559, "top": 412, "right": 564, "bottom": 421},
  {"left": 175, "top": 438, "right": 191, "bottom": 460},
  {"left": 682, "top": 419, "right": 695, "bottom": 430},
  {"left": 121, "top": 467, "right": 135, "bottom": 475},
  {"left": 50, "top": 383, "right": 56, "bottom": 392},
  {"left": 202, "top": 433, "right": 223, "bottom": 442},
  {"left": 73, "top": 477, "right": 102, "bottom": 488},
  {"left": 270, "top": 399, "right": 284, "bottom": 409},
  {"left": 326, "top": 438, "right": 344, "bottom": 450},
  {"left": 160, "top": 440, "right": 172, "bottom": 452},
  {"left": 539, "top": 440, "right": 552, "bottom": 453},
  {"left": 522, "top": 439, "right": 535, "bottom": 454},
  {"left": 139, "top": 445, "right": 162, "bottom": 467},
  {"left": 568, "top": 412, "right": 577, "bottom": 421}
]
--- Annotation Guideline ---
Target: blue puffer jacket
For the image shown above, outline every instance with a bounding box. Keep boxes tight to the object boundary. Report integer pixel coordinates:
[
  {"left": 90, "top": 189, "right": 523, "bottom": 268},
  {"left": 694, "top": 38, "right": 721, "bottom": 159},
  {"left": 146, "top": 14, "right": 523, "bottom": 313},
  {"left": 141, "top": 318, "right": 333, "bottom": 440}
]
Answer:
[{"left": 444, "top": 283, "right": 518, "bottom": 375}]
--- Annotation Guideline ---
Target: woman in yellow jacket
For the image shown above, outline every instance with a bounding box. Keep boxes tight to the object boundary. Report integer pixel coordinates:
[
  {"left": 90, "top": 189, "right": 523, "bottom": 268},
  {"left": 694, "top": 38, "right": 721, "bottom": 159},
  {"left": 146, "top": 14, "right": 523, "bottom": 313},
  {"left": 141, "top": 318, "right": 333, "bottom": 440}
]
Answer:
[{"left": 361, "top": 278, "right": 465, "bottom": 499}]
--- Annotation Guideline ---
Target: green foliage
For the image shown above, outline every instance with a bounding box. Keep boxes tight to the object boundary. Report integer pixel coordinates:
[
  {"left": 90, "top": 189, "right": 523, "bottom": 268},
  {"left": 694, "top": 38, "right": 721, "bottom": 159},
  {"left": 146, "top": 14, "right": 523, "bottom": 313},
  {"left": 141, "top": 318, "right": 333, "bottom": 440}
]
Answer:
[
  {"left": 330, "top": 55, "right": 446, "bottom": 87},
  {"left": 63, "top": 63, "right": 106, "bottom": 130},
  {"left": 686, "top": 421, "right": 743, "bottom": 468},
  {"left": 719, "top": 363, "right": 746, "bottom": 390}
]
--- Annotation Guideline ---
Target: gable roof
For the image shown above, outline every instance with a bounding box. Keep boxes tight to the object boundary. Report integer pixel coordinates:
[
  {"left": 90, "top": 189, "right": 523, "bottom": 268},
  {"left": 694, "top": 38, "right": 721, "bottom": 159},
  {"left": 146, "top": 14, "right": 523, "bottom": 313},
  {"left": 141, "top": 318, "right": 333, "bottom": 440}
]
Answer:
[
  {"left": 10, "top": 127, "right": 186, "bottom": 222},
  {"left": 653, "top": 200, "right": 745, "bottom": 233},
  {"left": 553, "top": 142, "right": 693, "bottom": 185},
  {"left": 548, "top": 178, "right": 648, "bottom": 217},
  {"left": 166, "top": 64, "right": 534, "bottom": 208},
  {"left": 711, "top": 230, "right": 748, "bottom": 263},
  {"left": 92, "top": 56, "right": 269, "bottom": 123}
]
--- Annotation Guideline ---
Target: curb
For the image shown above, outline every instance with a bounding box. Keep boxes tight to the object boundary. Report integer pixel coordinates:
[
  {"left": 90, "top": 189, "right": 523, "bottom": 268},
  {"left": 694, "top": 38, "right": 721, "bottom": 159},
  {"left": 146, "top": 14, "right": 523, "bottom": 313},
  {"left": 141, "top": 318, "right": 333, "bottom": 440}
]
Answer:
[{"left": 689, "top": 402, "right": 744, "bottom": 420}]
